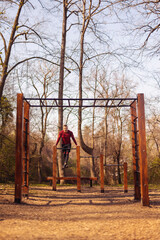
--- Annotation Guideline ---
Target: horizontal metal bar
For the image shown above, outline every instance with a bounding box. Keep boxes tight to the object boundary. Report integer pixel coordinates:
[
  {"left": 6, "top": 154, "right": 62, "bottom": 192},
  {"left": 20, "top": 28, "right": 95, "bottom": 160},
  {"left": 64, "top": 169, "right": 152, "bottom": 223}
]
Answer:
[
  {"left": 29, "top": 104, "right": 132, "bottom": 108},
  {"left": 24, "top": 97, "right": 137, "bottom": 101},
  {"left": 104, "top": 164, "right": 124, "bottom": 167},
  {"left": 80, "top": 156, "right": 100, "bottom": 158},
  {"left": 46, "top": 177, "right": 98, "bottom": 181},
  {"left": 56, "top": 148, "right": 76, "bottom": 150}
]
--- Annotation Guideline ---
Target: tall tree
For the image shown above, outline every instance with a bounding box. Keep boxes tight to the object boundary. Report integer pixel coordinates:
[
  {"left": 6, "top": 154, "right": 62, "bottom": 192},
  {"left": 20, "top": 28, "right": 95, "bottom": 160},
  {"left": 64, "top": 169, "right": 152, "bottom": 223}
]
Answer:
[
  {"left": 0, "top": 0, "right": 60, "bottom": 99},
  {"left": 57, "top": 0, "right": 68, "bottom": 181},
  {"left": 78, "top": 0, "right": 107, "bottom": 155},
  {"left": 0, "top": 0, "right": 26, "bottom": 98}
]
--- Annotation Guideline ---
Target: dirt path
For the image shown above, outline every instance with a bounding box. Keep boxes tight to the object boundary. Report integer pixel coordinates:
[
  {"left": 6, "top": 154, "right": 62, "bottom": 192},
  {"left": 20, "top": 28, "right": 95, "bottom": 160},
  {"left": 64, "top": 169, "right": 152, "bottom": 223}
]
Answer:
[{"left": 0, "top": 185, "right": 160, "bottom": 240}]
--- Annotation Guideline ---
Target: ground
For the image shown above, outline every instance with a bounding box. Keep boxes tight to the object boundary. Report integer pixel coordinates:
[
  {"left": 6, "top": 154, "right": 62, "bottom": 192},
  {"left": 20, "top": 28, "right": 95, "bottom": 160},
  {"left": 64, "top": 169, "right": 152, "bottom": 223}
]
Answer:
[{"left": 0, "top": 184, "right": 160, "bottom": 240}]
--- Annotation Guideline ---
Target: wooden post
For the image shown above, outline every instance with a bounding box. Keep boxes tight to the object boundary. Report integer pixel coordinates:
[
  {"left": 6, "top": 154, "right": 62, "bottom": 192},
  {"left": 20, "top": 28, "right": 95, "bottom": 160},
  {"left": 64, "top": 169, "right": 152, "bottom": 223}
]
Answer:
[
  {"left": 15, "top": 93, "right": 23, "bottom": 203},
  {"left": 130, "top": 101, "right": 141, "bottom": 200},
  {"left": 100, "top": 154, "right": 104, "bottom": 193},
  {"left": 52, "top": 145, "right": 57, "bottom": 191},
  {"left": 76, "top": 146, "right": 81, "bottom": 192},
  {"left": 137, "top": 93, "right": 149, "bottom": 206},
  {"left": 123, "top": 162, "right": 128, "bottom": 193},
  {"left": 22, "top": 101, "right": 30, "bottom": 197}
]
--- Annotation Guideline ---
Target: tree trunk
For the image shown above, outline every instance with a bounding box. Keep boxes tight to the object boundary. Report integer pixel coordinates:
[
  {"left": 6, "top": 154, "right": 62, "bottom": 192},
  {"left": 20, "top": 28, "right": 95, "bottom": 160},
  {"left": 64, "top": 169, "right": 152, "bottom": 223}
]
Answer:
[
  {"left": 90, "top": 70, "right": 98, "bottom": 178},
  {"left": 37, "top": 139, "right": 44, "bottom": 183},
  {"left": 57, "top": 0, "right": 68, "bottom": 183},
  {"left": 0, "top": 0, "right": 24, "bottom": 98},
  {"left": 116, "top": 149, "right": 122, "bottom": 184},
  {"left": 78, "top": 3, "right": 93, "bottom": 156}
]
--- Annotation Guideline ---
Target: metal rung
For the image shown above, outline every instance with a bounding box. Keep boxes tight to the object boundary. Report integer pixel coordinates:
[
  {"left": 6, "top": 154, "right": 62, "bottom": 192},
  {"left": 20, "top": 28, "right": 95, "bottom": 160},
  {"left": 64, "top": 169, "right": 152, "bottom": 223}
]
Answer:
[
  {"left": 134, "top": 130, "right": 139, "bottom": 133},
  {"left": 23, "top": 130, "right": 29, "bottom": 134},
  {"left": 104, "top": 164, "right": 123, "bottom": 167},
  {"left": 57, "top": 148, "right": 76, "bottom": 150},
  {"left": 24, "top": 117, "right": 29, "bottom": 122}
]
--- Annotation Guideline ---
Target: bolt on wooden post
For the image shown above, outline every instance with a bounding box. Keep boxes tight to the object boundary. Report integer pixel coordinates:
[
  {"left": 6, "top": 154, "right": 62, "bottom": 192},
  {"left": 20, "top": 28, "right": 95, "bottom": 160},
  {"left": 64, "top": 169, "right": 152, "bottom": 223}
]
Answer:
[
  {"left": 52, "top": 145, "right": 57, "bottom": 191},
  {"left": 100, "top": 154, "right": 104, "bottom": 193},
  {"left": 137, "top": 93, "right": 149, "bottom": 206},
  {"left": 15, "top": 93, "right": 23, "bottom": 203}
]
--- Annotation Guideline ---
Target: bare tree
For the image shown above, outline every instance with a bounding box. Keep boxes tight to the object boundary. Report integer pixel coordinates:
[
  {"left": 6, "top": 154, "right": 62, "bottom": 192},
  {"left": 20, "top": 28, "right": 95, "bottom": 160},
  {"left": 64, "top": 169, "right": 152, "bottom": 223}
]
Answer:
[
  {"left": 0, "top": 0, "right": 62, "bottom": 99},
  {"left": 57, "top": 0, "right": 68, "bottom": 181},
  {"left": 78, "top": 0, "right": 112, "bottom": 155},
  {"left": 0, "top": 0, "right": 26, "bottom": 98},
  {"left": 23, "top": 62, "right": 58, "bottom": 182}
]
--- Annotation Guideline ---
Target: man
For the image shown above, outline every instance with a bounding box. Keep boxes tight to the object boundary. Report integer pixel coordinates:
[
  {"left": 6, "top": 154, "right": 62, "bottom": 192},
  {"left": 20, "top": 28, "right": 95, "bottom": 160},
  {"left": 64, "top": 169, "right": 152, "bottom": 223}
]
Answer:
[{"left": 56, "top": 124, "right": 77, "bottom": 169}]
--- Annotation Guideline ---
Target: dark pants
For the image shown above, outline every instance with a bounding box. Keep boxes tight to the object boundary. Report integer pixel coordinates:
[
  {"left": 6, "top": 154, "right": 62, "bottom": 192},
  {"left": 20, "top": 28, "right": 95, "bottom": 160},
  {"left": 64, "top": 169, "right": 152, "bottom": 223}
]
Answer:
[{"left": 62, "top": 144, "right": 71, "bottom": 165}]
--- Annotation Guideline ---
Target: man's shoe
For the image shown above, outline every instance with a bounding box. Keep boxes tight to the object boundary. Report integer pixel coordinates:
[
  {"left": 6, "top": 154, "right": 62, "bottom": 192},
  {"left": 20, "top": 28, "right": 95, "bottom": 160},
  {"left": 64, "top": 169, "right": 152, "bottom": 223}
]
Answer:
[
  {"left": 62, "top": 164, "right": 65, "bottom": 169},
  {"left": 62, "top": 163, "right": 68, "bottom": 169}
]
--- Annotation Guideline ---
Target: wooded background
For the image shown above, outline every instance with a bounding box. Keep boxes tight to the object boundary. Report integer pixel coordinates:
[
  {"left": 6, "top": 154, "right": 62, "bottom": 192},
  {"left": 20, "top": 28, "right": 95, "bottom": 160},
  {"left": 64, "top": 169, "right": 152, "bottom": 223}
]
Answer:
[{"left": 0, "top": 0, "right": 160, "bottom": 185}]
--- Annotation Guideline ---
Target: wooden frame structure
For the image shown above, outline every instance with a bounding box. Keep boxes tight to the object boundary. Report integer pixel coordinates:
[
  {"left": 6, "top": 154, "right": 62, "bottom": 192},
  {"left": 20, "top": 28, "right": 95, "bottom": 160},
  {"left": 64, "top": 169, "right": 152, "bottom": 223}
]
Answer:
[
  {"left": 47, "top": 145, "right": 98, "bottom": 192},
  {"left": 15, "top": 93, "right": 149, "bottom": 206},
  {"left": 47, "top": 151, "right": 128, "bottom": 194}
]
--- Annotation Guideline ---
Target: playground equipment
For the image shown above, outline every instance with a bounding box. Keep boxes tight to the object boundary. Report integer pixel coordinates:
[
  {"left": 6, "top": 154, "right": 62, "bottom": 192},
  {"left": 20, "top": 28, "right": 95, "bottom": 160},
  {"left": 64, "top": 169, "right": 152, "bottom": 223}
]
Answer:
[
  {"left": 104, "top": 163, "right": 128, "bottom": 193},
  {"left": 47, "top": 146, "right": 98, "bottom": 192},
  {"left": 46, "top": 149, "right": 128, "bottom": 193},
  {"left": 14, "top": 93, "right": 149, "bottom": 206}
]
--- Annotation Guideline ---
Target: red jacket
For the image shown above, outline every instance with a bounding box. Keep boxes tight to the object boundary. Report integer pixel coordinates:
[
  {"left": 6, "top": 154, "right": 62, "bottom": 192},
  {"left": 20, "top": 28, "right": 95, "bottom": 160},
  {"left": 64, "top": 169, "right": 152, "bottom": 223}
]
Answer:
[{"left": 56, "top": 130, "right": 77, "bottom": 146}]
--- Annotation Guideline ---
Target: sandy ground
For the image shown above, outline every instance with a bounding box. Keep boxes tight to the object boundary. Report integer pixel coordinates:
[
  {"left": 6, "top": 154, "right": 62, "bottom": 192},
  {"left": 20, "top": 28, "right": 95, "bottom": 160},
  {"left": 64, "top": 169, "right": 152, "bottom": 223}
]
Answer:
[{"left": 0, "top": 184, "right": 160, "bottom": 240}]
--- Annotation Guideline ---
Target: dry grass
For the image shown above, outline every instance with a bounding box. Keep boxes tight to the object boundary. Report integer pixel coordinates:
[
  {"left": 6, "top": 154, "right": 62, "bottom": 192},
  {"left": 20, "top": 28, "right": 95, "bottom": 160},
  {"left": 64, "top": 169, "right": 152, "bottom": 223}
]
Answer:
[{"left": 0, "top": 184, "right": 160, "bottom": 240}]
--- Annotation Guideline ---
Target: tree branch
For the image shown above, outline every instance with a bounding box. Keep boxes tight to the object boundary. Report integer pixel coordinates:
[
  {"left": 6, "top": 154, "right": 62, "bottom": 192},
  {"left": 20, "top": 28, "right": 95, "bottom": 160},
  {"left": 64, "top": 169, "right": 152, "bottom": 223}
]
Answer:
[
  {"left": 7, "top": 56, "right": 71, "bottom": 75},
  {"left": 0, "top": 32, "right": 7, "bottom": 54}
]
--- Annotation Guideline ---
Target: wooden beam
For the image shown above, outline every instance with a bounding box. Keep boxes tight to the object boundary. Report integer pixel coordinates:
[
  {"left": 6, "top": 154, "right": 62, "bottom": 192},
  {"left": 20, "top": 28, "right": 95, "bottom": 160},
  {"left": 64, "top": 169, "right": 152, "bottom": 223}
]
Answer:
[
  {"left": 130, "top": 101, "right": 141, "bottom": 200},
  {"left": 100, "top": 154, "right": 104, "bottom": 193},
  {"left": 22, "top": 101, "right": 30, "bottom": 197},
  {"left": 137, "top": 94, "right": 149, "bottom": 206},
  {"left": 76, "top": 146, "right": 81, "bottom": 192},
  {"left": 15, "top": 93, "right": 23, "bottom": 203},
  {"left": 52, "top": 145, "right": 57, "bottom": 191}
]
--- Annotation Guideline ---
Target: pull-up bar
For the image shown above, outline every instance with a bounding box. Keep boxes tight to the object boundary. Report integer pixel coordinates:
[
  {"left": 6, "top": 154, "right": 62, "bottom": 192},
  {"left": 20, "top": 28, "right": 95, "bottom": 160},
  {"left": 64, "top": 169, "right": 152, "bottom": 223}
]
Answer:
[{"left": 23, "top": 97, "right": 137, "bottom": 108}]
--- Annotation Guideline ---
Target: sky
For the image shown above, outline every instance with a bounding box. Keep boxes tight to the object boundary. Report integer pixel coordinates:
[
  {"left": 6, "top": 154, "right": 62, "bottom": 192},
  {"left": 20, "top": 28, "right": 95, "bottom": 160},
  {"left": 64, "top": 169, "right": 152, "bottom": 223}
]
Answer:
[{"left": 1, "top": 0, "right": 160, "bottom": 137}]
